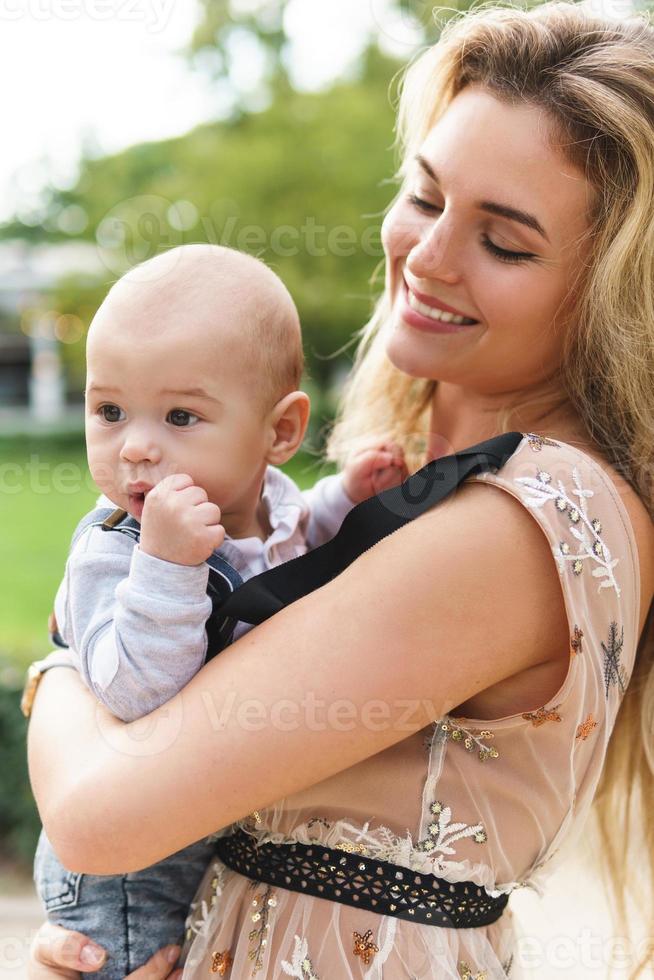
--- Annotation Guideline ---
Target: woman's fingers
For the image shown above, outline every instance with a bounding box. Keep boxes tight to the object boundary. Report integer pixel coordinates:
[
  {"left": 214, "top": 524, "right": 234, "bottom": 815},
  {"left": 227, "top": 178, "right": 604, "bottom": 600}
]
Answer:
[
  {"left": 124, "top": 945, "right": 182, "bottom": 979},
  {"left": 28, "top": 921, "right": 106, "bottom": 979}
]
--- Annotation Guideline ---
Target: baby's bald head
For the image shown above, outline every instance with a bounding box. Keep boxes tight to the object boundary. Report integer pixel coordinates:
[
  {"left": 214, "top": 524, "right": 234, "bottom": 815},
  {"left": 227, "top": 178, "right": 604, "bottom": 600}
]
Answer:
[{"left": 88, "top": 244, "right": 304, "bottom": 413}]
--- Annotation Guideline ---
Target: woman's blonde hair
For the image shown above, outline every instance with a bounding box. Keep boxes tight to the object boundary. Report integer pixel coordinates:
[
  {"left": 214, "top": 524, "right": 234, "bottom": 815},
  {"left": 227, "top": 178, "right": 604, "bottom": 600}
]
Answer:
[{"left": 326, "top": 2, "right": 654, "bottom": 975}]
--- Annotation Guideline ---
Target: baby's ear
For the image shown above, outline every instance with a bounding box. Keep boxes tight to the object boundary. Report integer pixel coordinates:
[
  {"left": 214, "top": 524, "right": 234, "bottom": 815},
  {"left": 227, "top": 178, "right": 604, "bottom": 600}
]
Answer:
[{"left": 265, "top": 390, "right": 311, "bottom": 465}]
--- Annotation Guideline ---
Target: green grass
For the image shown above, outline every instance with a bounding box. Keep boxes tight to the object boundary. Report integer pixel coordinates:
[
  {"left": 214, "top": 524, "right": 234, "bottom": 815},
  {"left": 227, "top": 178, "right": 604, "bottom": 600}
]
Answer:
[
  {"left": 0, "top": 437, "right": 335, "bottom": 668},
  {"left": 1, "top": 439, "right": 96, "bottom": 666}
]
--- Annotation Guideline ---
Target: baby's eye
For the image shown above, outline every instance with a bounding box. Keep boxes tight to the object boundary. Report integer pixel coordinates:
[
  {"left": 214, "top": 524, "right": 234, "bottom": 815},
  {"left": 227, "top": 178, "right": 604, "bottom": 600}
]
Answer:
[
  {"left": 167, "top": 409, "right": 200, "bottom": 427},
  {"left": 98, "top": 404, "right": 125, "bottom": 423}
]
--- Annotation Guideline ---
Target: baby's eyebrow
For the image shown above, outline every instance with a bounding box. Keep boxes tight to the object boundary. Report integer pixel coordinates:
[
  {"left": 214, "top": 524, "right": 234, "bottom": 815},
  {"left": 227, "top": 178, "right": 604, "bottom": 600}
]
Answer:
[
  {"left": 160, "top": 387, "right": 222, "bottom": 405},
  {"left": 86, "top": 383, "right": 120, "bottom": 395}
]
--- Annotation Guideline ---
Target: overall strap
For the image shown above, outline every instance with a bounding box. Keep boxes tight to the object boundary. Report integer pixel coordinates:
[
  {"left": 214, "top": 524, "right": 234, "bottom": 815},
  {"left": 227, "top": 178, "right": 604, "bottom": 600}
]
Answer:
[
  {"left": 218, "top": 431, "right": 524, "bottom": 626},
  {"left": 204, "top": 551, "right": 244, "bottom": 659},
  {"left": 70, "top": 506, "right": 141, "bottom": 550}
]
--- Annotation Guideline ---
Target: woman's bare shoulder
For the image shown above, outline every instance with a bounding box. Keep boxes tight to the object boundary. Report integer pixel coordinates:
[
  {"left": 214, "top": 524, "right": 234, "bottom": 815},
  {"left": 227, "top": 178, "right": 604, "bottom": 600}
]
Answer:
[
  {"left": 563, "top": 437, "right": 654, "bottom": 636},
  {"left": 448, "top": 430, "right": 653, "bottom": 720}
]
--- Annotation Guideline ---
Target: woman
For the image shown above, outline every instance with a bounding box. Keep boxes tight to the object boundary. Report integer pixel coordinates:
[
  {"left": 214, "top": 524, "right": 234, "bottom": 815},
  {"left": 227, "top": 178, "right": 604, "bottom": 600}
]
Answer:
[{"left": 26, "top": 2, "right": 654, "bottom": 978}]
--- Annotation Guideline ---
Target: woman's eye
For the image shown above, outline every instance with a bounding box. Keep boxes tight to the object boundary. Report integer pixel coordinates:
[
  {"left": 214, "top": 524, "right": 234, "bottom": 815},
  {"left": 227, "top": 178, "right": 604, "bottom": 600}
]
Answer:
[
  {"left": 98, "top": 404, "right": 125, "bottom": 423},
  {"left": 407, "top": 192, "right": 440, "bottom": 214},
  {"left": 167, "top": 409, "right": 200, "bottom": 427},
  {"left": 406, "top": 193, "right": 534, "bottom": 265},
  {"left": 481, "top": 236, "right": 535, "bottom": 265}
]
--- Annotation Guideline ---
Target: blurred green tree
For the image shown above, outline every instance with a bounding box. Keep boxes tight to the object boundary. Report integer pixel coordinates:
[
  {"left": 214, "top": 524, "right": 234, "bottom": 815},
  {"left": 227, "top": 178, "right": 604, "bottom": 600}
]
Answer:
[
  {"left": 5, "top": 47, "right": 402, "bottom": 409},
  {"left": 1, "top": 0, "right": 498, "bottom": 414}
]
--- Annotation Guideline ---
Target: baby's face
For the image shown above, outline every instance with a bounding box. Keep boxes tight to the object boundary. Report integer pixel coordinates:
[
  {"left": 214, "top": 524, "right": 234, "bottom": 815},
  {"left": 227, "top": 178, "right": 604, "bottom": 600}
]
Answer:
[{"left": 85, "top": 280, "right": 271, "bottom": 528}]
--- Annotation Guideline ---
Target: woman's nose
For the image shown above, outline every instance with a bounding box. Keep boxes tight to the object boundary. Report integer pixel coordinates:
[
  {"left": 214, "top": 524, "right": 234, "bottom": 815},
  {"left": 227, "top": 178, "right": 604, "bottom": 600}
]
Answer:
[
  {"left": 406, "top": 216, "right": 462, "bottom": 284},
  {"left": 119, "top": 427, "right": 162, "bottom": 465}
]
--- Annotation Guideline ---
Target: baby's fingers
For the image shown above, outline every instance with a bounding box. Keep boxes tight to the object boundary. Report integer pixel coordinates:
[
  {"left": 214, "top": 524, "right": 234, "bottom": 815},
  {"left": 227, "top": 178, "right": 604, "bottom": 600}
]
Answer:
[
  {"left": 155, "top": 474, "right": 195, "bottom": 494},
  {"left": 383, "top": 442, "right": 406, "bottom": 466},
  {"left": 194, "top": 501, "right": 222, "bottom": 526},
  {"left": 372, "top": 463, "right": 408, "bottom": 494},
  {"left": 353, "top": 449, "right": 396, "bottom": 476}
]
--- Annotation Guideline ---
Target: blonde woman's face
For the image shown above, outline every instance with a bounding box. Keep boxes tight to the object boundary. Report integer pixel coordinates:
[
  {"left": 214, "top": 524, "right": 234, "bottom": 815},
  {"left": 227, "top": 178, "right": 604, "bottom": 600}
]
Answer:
[{"left": 381, "top": 84, "right": 593, "bottom": 395}]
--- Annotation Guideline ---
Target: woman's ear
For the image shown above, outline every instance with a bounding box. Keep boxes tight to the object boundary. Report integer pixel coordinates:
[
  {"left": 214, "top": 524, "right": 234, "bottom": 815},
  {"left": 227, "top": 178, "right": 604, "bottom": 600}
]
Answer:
[{"left": 265, "top": 391, "right": 311, "bottom": 466}]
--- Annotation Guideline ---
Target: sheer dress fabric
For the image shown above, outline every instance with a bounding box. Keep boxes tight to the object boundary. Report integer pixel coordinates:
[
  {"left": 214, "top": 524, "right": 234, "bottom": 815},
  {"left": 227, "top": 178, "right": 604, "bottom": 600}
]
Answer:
[{"left": 179, "top": 433, "right": 641, "bottom": 980}]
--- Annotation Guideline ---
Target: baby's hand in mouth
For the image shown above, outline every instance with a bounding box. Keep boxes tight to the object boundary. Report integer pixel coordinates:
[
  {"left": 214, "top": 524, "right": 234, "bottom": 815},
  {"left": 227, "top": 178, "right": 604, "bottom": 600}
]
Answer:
[{"left": 138, "top": 474, "right": 224, "bottom": 566}]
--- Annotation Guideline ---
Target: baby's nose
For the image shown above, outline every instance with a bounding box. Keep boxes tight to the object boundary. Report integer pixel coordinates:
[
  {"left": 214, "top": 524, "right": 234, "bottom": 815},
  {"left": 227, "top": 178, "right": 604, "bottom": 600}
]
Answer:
[{"left": 119, "top": 427, "right": 162, "bottom": 465}]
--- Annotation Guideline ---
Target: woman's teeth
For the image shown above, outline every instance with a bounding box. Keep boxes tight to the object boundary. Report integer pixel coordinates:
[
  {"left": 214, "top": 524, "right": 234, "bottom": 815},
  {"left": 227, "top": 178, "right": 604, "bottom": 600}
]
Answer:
[{"left": 407, "top": 291, "right": 476, "bottom": 325}]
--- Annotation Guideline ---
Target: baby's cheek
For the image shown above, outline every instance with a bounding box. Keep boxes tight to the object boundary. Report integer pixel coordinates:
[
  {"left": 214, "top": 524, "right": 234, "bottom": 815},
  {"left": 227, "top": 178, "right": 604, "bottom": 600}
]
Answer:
[{"left": 86, "top": 443, "right": 117, "bottom": 496}]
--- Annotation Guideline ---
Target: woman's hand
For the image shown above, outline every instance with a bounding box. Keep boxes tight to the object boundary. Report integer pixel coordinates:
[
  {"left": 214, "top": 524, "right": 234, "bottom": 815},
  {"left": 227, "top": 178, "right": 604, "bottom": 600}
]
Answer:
[{"left": 28, "top": 921, "right": 183, "bottom": 980}]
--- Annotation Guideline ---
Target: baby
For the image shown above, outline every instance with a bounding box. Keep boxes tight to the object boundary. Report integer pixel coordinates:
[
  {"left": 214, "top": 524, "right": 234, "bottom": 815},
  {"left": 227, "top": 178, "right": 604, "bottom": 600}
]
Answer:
[{"left": 33, "top": 244, "right": 407, "bottom": 979}]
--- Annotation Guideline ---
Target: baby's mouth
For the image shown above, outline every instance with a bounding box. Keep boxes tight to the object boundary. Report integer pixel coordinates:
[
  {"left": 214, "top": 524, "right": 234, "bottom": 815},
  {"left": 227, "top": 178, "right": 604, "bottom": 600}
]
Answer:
[
  {"left": 127, "top": 483, "right": 153, "bottom": 496},
  {"left": 126, "top": 484, "right": 152, "bottom": 512},
  {"left": 126, "top": 490, "right": 149, "bottom": 520}
]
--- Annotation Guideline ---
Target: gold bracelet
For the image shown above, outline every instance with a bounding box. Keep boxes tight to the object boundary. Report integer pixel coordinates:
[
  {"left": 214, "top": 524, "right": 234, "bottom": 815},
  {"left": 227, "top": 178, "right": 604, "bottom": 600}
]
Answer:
[{"left": 20, "top": 655, "right": 77, "bottom": 719}]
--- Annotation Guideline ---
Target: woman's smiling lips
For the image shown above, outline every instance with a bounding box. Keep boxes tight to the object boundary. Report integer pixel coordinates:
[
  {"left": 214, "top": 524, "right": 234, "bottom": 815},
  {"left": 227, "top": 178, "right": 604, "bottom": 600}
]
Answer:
[{"left": 399, "top": 279, "right": 480, "bottom": 334}]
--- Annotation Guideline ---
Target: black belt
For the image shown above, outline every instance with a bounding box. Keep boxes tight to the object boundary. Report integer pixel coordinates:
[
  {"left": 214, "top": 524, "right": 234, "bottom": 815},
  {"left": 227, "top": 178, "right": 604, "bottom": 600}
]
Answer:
[{"left": 215, "top": 828, "right": 509, "bottom": 928}]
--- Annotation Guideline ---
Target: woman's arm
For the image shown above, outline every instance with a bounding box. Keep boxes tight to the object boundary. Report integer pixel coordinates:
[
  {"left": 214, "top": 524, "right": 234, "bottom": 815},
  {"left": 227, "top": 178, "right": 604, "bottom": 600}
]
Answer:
[{"left": 29, "top": 480, "right": 569, "bottom": 873}]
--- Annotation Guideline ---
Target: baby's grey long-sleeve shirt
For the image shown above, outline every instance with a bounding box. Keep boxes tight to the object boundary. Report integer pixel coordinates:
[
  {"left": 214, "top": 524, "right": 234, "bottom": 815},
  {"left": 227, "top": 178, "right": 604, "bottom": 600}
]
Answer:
[{"left": 53, "top": 466, "right": 355, "bottom": 723}]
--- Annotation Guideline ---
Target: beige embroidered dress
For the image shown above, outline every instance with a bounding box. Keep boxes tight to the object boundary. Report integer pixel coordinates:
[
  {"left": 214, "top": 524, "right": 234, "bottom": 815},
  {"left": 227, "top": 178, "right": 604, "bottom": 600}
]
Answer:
[{"left": 179, "top": 433, "right": 641, "bottom": 980}]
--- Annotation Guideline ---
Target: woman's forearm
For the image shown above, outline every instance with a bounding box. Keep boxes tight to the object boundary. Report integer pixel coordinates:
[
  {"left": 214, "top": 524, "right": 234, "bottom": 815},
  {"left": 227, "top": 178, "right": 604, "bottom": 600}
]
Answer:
[
  {"left": 27, "top": 667, "right": 121, "bottom": 863},
  {"left": 28, "top": 560, "right": 435, "bottom": 874},
  {"left": 28, "top": 665, "right": 230, "bottom": 872},
  {"left": 28, "top": 485, "right": 556, "bottom": 875}
]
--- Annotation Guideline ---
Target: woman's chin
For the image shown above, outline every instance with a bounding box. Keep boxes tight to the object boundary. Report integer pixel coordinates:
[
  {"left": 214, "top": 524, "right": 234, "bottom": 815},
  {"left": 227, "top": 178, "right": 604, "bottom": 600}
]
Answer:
[{"left": 385, "top": 325, "right": 437, "bottom": 379}]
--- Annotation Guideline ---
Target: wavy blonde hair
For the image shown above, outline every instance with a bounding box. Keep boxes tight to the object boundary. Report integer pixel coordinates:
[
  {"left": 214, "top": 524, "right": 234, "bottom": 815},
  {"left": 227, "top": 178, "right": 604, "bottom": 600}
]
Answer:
[{"left": 325, "top": 2, "right": 654, "bottom": 975}]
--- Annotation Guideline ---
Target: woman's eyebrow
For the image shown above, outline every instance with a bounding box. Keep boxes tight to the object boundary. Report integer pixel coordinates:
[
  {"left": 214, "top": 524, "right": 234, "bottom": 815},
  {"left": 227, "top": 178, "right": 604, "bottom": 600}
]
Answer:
[{"left": 415, "top": 154, "right": 550, "bottom": 244}]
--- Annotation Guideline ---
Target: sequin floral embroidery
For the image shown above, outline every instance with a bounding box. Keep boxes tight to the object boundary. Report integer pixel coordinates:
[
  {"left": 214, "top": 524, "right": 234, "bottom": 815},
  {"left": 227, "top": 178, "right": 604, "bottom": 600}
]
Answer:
[
  {"left": 281, "top": 935, "right": 320, "bottom": 978},
  {"left": 570, "top": 625, "right": 584, "bottom": 656},
  {"left": 185, "top": 861, "right": 226, "bottom": 941},
  {"left": 525, "top": 433, "right": 560, "bottom": 453},
  {"left": 459, "top": 961, "right": 488, "bottom": 979},
  {"left": 416, "top": 800, "right": 487, "bottom": 854},
  {"left": 334, "top": 839, "right": 368, "bottom": 855},
  {"left": 516, "top": 465, "right": 620, "bottom": 596},
  {"left": 247, "top": 883, "right": 277, "bottom": 974},
  {"left": 240, "top": 809, "right": 487, "bottom": 878},
  {"left": 576, "top": 714, "right": 598, "bottom": 740},
  {"left": 602, "top": 621, "right": 627, "bottom": 697},
  {"left": 352, "top": 929, "right": 379, "bottom": 966},
  {"left": 522, "top": 705, "right": 562, "bottom": 727},
  {"left": 211, "top": 950, "right": 233, "bottom": 976},
  {"left": 434, "top": 719, "right": 500, "bottom": 761}
]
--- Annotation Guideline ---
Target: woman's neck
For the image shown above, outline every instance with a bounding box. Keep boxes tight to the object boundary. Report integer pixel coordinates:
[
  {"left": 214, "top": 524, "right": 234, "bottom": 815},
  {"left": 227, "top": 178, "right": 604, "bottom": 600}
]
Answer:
[{"left": 425, "top": 381, "right": 592, "bottom": 460}]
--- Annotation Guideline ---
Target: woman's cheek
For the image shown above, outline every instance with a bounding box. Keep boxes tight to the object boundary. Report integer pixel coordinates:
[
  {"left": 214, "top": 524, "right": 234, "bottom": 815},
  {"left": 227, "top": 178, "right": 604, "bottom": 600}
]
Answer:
[
  {"left": 382, "top": 204, "right": 414, "bottom": 301},
  {"left": 381, "top": 200, "right": 412, "bottom": 260},
  {"left": 380, "top": 208, "right": 395, "bottom": 257}
]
